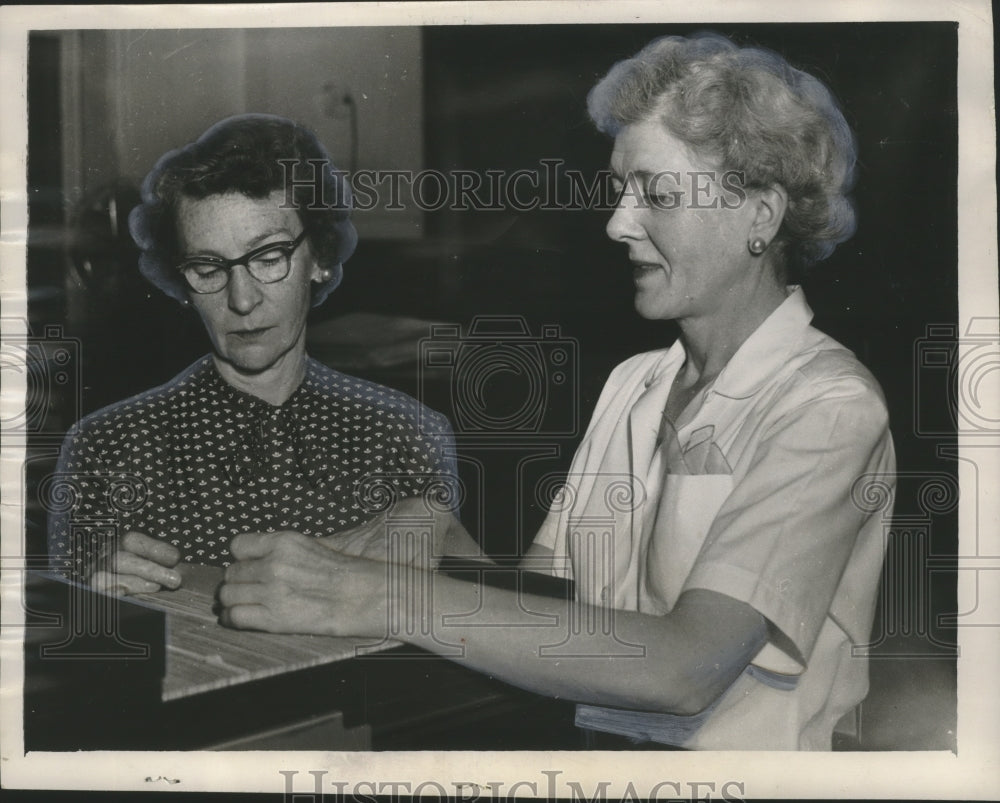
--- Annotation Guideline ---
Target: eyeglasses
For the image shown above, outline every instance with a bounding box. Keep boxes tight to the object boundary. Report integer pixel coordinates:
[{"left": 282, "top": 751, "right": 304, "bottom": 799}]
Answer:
[{"left": 176, "top": 230, "right": 308, "bottom": 294}]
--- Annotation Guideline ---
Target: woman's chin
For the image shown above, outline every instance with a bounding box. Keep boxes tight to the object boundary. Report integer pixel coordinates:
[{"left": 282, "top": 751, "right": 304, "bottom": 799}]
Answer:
[
  {"left": 216, "top": 346, "right": 281, "bottom": 375},
  {"left": 633, "top": 295, "right": 675, "bottom": 322}
]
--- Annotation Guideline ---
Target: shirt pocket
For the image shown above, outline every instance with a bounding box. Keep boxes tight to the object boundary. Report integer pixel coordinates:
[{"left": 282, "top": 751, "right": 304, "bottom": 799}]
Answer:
[{"left": 642, "top": 473, "right": 734, "bottom": 611}]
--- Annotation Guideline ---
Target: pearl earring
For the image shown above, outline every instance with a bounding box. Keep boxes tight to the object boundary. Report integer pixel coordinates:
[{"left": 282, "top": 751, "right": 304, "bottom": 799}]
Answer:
[{"left": 748, "top": 237, "right": 768, "bottom": 255}]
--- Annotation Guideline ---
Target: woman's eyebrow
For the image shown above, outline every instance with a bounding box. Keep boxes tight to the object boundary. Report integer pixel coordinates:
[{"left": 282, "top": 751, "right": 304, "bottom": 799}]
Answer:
[
  {"left": 609, "top": 167, "right": 659, "bottom": 182},
  {"left": 182, "top": 227, "right": 294, "bottom": 259},
  {"left": 633, "top": 169, "right": 661, "bottom": 183},
  {"left": 244, "top": 227, "right": 295, "bottom": 249}
]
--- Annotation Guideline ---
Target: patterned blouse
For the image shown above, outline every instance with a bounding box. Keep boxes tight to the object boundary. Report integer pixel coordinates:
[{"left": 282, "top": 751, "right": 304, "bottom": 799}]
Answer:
[{"left": 47, "top": 355, "right": 458, "bottom": 579}]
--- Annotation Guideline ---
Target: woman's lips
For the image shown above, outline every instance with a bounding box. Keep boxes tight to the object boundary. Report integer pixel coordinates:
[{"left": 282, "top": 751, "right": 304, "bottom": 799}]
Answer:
[
  {"left": 631, "top": 262, "right": 661, "bottom": 281},
  {"left": 229, "top": 327, "right": 272, "bottom": 341}
]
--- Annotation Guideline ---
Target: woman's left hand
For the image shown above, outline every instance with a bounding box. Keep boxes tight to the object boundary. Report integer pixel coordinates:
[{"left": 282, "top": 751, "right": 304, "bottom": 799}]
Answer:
[{"left": 217, "top": 531, "right": 388, "bottom": 636}]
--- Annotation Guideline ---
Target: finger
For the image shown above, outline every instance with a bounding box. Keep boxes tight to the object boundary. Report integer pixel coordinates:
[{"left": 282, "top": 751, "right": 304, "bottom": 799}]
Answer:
[
  {"left": 223, "top": 559, "right": 268, "bottom": 585},
  {"left": 229, "top": 532, "right": 283, "bottom": 561},
  {"left": 218, "top": 580, "right": 269, "bottom": 608},
  {"left": 219, "top": 603, "right": 272, "bottom": 631},
  {"left": 121, "top": 531, "right": 181, "bottom": 568},
  {"left": 111, "top": 551, "right": 182, "bottom": 589},
  {"left": 90, "top": 570, "right": 161, "bottom": 595}
]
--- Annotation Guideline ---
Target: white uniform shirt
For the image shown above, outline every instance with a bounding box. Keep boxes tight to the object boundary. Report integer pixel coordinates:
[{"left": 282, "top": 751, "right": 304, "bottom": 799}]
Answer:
[{"left": 533, "top": 287, "right": 896, "bottom": 749}]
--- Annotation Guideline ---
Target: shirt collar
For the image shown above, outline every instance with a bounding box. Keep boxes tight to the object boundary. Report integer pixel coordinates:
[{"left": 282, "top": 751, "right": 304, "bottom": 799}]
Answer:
[
  {"left": 710, "top": 285, "right": 815, "bottom": 400},
  {"left": 644, "top": 338, "right": 686, "bottom": 389},
  {"left": 641, "top": 286, "right": 815, "bottom": 398}
]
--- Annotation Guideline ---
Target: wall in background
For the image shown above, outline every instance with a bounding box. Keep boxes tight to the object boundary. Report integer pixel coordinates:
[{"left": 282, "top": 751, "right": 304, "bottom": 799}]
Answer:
[{"left": 64, "top": 28, "right": 423, "bottom": 240}]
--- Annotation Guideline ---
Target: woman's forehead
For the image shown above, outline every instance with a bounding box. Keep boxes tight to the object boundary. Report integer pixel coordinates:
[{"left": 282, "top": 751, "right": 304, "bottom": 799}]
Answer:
[
  {"left": 610, "top": 120, "right": 710, "bottom": 176},
  {"left": 176, "top": 190, "right": 296, "bottom": 223},
  {"left": 176, "top": 191, "right": 301, "bottom": 250}
]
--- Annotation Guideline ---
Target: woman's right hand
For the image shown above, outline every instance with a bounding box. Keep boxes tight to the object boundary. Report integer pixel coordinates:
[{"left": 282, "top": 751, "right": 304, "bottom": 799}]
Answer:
[{"left": 89, "top": 531, "right": 182, "bottom": 595}]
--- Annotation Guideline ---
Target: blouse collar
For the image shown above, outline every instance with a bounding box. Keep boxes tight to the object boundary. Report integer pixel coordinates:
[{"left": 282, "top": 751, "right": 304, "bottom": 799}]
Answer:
[{"left": 185, "top": 356, "right": 329, "bottom": 488}]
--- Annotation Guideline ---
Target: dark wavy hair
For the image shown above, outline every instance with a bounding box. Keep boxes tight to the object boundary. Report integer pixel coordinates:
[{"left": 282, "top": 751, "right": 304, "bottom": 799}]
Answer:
[
  {"left": 128, "top": 114, "right": 358, "bottom": 306},
  {"left": 588, "top": 32, "right": 858, "bottom": 275}
]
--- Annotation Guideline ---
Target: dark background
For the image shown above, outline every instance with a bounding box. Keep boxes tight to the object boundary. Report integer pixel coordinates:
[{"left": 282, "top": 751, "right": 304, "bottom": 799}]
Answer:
[{"left": 23, "top": 22, "right": 959, "bottom": 750}]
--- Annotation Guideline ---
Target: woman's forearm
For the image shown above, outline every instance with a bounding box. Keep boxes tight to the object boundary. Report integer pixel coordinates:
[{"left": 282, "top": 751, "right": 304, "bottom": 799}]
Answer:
[{"left": 381, "top": 567, "right": 766, "bottom": 716}]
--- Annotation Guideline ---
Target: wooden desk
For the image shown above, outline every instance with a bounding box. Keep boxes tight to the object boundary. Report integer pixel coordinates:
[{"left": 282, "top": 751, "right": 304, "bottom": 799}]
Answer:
[{"left": 24, "top": 569, "right": 579, "bottom": 751}]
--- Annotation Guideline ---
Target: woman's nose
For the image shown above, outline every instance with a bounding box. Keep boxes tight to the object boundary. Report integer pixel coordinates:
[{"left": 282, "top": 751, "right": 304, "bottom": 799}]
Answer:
[
  {"left": 226, "top": 264, "right": 263, "bottom": 314},
  {"left": 606, "top": 195, "right": 642, "bottom": 243}
]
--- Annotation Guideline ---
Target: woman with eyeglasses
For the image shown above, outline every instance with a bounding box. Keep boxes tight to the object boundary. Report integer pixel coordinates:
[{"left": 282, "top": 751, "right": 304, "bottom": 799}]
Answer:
[{"left": 49, "top": 114, "right": 460, "bottom": 591}]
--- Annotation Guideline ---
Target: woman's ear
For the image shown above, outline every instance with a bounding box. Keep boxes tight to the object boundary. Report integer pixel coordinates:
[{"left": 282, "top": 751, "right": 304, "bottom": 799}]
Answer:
[
  {"left": 307, "top": 245, "right": 327, "bottom": 284},
  {"left": 749, "top": 183, "right": 788, "bottom": 244},
  {"left": 299, "top": 230, "right": 326, "bottom": 284},
  {"left": 313, "top": 263, "right": 332, "bottom": 284}
]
